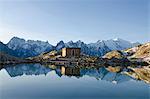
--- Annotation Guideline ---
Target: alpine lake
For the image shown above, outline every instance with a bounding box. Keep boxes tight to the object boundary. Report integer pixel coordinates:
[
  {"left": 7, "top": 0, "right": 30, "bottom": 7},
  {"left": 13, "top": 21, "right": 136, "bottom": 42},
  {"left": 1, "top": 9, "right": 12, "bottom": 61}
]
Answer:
[{"left": 0, "top": 63, "right": 149, "bottom": 99}]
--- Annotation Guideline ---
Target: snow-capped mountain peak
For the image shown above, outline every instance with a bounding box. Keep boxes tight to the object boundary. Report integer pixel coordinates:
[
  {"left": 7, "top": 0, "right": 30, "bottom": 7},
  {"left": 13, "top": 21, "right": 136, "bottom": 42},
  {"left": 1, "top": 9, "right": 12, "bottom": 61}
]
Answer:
[
  {"left": 7, "top": 37, "right": 54, "bottom": 58},
  {"left": 113, "top": 38, "right": 123, "bottom": 41},
  {"left": 7, "top": 37, "right": 26, "bottom": 50}
]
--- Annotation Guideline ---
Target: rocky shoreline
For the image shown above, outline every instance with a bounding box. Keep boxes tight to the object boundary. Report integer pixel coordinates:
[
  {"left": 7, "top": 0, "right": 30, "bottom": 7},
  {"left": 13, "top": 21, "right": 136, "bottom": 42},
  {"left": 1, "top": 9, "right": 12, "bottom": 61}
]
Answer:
[{"left": 0, "top": 57, "right": 150, "bottom": 84}]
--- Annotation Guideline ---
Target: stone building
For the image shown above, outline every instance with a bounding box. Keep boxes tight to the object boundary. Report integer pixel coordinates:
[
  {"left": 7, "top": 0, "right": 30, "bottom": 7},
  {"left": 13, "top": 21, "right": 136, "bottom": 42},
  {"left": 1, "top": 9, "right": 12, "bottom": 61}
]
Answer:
[{"left": 62, "top": 48, "right": 81, "bottom": 57}]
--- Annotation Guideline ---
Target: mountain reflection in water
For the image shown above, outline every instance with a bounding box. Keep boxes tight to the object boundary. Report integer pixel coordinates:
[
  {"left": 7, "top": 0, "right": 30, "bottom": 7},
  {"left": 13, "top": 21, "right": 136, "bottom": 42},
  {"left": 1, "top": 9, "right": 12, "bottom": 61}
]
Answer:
[
  {"left": 0, "top": 63, "right": 149, "bottom": 99},
  {"left": 3, "top": 63, "right": 132, "bottom": 84}
]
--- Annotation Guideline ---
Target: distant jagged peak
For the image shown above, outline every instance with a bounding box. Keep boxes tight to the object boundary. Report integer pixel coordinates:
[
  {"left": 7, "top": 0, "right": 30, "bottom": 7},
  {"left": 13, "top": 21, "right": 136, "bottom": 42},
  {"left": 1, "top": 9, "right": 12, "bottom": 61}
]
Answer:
[
  {"left": 55, "top": 40, "right": 65, "bottom": 50},
  {"left": 9, "top": 36, "right": 25, "bottom": 43},
  {"left": 65, "top": 40, "right": 85, "bottom": 45},
  {"left": 10, "top": 36, "right": 25, "bottom": 40},
  {"left": 76, "top": 40, "right": 83, "bottom": 43},
  {"left": 6, "top": 36, "right": 54, "bottom": 57},
  {"left": 67, "top": 40, "right": 74, "bottom": 44},
  {"left": 96, "top": 40, "right": 102, "bottom": 43},
  {"left": 96, "top": 38, "right": 130, "bottom": 44},
  {"left": 7, "top": 37, "right": 26, "bottom": 50},
  {"left": 9, "top": 36, "right": 48, "bottom": 43},
  {"left": 57, "top": 40, "right": 65, "bottom": 44},
  {"left": 27, "top": 39, "right": 49, "bottom": 44},
  {"left": 56, "top": 40, "right": 65, "bottom": 47},
  {"left": 112, "top": 38, "right": 141, "bottom": 46},
  {"left": 8, "top": 36, "right": 52, "bottom": 46}
]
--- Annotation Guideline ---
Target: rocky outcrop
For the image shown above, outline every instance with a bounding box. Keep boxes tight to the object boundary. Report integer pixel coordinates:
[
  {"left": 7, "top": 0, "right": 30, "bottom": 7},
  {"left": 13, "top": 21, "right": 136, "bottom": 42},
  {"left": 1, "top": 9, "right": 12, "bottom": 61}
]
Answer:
[
  {"left": 102, "top": 48, "right": 149, "bottom": 66},
  {"left": 130, "top": 42, "right": 150, "bottom": 63},
  {"left": 124, "top": 44, "right": 142, "bottom": 56},
  {"left": 103, "top": 42, "right": 150, "bottom": 65},
  {"left": 103, "top": 50, "right": 126, "bottom": 59}
]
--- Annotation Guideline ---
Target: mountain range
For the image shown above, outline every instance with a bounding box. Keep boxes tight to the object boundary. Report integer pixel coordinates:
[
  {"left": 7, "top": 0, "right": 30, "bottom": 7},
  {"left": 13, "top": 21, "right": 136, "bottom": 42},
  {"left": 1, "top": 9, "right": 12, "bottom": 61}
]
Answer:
[{"left": 0, "top": 37, "right": 140, "bottom": 58}]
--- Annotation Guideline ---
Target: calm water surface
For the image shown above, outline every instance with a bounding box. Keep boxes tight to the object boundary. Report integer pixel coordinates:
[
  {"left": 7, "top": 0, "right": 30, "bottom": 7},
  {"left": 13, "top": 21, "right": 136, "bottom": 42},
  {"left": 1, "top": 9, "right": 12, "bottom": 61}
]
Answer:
[{"left": 0, "top": 63, "right": 149, "bottom": 99}]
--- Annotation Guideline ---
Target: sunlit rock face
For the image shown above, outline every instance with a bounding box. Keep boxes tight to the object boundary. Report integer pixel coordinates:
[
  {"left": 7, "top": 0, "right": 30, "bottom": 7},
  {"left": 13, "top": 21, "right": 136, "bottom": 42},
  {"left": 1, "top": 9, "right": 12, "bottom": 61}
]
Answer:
[
  {"left": 131, "top": 42, "right": 150, "bottom": 63},
  {"left": 122, "top": 42, "right": 150, "bottom": 63},
  {"left": 103, "top": 50, "right": 125, "bottom": 59}
]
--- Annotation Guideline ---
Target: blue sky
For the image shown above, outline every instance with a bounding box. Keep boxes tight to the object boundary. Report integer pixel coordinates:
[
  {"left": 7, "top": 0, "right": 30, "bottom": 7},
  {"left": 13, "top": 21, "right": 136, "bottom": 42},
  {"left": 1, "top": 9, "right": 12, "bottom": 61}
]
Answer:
[{"left": 0, "top": 0, "right": 149, "bottom": 45}]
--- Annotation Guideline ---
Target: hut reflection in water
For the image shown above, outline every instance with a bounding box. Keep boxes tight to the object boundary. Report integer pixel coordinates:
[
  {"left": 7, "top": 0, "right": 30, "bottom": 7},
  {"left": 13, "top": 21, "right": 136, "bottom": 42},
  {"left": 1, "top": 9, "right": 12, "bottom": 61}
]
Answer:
[{"left": 61, "top": 66, "right": 80, "bottom": 76}]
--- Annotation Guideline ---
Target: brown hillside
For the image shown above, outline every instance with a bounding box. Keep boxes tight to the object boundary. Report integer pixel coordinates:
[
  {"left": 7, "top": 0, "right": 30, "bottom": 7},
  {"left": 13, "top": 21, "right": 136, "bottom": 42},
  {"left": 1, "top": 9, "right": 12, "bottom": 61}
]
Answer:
[
  {"left": 132, "top": 42, "right": 150, "bottom": 59},
  {"left": 103, "top": 50, "right": 125, "bottom": 59}
]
